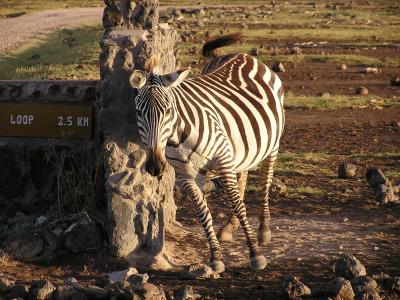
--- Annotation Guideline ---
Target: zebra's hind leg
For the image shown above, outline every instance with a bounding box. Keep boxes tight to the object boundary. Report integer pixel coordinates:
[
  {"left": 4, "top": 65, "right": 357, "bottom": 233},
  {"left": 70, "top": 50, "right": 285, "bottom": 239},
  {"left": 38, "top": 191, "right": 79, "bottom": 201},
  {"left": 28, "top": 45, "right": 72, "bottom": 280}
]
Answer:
[
  {"left": 217, "top": 171, "right": 247, "bottom": 242},
  {"left": 219, "top": 171, "right": 267, "bottom": 270},
  {"left": 258, "top": 150, "right": 278, "bottom": 247},
  {"left": 177, "top": 176, "right": 225, "bottom": 273}
]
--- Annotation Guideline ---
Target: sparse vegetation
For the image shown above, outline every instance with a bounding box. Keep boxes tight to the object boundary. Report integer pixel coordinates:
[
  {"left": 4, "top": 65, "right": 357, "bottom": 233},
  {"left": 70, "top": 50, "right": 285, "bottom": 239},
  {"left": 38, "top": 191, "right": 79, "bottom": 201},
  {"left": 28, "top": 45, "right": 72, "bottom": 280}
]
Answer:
[{"left": 0, "top": 25, "right": 101, "bottom": 79}]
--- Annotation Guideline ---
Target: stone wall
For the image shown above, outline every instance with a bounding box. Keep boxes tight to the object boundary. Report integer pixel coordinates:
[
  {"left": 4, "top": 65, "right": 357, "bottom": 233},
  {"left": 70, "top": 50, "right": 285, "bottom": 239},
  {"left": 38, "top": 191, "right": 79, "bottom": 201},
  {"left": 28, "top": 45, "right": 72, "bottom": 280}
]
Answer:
[{"left": 98, "top": 0, "right": 178, "bottom": 267}]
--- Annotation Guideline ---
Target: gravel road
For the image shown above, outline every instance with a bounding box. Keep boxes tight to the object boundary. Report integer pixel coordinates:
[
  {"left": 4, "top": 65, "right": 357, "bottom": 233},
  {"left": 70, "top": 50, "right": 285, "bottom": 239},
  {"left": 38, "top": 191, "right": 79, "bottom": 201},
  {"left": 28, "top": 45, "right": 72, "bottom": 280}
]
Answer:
[{"left": 0, "top": 7, "right": 103, "bottom": 56}]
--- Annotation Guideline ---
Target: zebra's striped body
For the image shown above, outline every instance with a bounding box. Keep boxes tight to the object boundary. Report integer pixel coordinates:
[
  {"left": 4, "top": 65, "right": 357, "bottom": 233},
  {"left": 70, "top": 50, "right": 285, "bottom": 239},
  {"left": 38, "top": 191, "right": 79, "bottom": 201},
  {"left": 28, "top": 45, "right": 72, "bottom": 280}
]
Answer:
[
  {"left": 166, "top": 53, "right": 284, "bottom": 175},
  {"left": 131, "top": 34, "right": 285, "bottom": 272}
]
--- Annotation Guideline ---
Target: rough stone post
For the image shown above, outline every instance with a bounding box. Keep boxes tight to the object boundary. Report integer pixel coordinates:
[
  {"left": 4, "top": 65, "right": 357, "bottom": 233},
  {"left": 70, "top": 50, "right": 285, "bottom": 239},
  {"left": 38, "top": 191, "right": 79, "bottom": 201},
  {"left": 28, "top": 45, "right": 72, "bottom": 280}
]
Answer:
[{"left": 98, "top": 0, "right": 177, "bottom": 269}]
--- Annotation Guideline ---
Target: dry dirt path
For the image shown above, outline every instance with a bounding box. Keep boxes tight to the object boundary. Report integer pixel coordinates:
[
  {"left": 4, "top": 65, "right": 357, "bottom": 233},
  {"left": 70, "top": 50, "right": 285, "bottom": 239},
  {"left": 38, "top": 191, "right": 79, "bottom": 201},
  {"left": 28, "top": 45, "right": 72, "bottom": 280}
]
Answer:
[
  {"left": 0, "top": 4, "right": 248, "bottom": 56},
  {"left": 0, "top": 7, "right": 104, "bottom": 56}
]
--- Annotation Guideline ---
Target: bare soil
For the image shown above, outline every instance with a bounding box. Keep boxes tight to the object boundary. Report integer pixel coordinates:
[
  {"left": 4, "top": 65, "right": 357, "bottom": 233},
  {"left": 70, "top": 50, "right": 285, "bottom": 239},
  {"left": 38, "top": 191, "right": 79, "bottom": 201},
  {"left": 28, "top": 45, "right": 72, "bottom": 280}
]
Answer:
[{"left": 1, "top": 107, "right": 399, "bottom": 299}]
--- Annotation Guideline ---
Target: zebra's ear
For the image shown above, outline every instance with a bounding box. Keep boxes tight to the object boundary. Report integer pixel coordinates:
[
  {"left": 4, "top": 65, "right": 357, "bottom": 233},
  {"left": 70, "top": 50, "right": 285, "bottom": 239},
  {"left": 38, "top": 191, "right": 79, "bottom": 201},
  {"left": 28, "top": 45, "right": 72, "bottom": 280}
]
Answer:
[
  {"left": 129, "top": 70, "right": 147, "bottom": 89},
  {"left": 160, "top": 68, "right": 191, "bottom": 88}
]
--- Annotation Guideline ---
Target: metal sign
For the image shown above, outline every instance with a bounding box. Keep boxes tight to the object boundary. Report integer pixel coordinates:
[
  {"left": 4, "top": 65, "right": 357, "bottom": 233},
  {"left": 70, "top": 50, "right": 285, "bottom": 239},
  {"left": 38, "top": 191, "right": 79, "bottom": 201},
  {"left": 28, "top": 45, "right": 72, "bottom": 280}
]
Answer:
[{"left": 0, "top": 102, "right": 93, "bottom": 139}]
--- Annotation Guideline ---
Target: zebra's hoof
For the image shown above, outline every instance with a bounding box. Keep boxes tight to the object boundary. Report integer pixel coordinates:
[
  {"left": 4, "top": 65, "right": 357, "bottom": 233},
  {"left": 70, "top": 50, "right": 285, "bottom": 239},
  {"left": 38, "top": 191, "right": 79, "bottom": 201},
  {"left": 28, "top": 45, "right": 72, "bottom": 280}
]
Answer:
[
  {"left": 257, "top": 229, "right": 272, "bottom": 246},
  {"left": 251, "top": 255, "right": 267, "bottom": 270},
  {"left": 217, "top": 223, "right": 235, "bottom": 242},
  {"left": 210, "top": 260, "right": 225, "bottom": 273}
]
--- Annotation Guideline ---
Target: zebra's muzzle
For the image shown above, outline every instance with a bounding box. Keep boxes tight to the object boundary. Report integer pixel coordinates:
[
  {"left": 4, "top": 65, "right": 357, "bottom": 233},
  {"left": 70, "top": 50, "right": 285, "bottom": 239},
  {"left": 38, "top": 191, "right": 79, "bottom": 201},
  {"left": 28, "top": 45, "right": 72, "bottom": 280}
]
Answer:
[{"left": 145, "top": 148, "right": 167, "bottom": 177}]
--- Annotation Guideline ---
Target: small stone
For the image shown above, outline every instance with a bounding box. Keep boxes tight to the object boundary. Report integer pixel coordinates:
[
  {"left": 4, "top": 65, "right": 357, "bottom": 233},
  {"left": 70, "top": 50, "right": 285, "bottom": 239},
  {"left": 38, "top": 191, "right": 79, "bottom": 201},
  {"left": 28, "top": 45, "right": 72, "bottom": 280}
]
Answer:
[
  {"left": 283, "top": 276, "right": 311, "bottom": 299},
  {"left": 108, "top": 267, "right": 138, "bottom": 283},
  {"left": 128, "top": 273, "right": 149, "bottom": 288},
  {"left": 334, "top": 254, "right": 366, "bottom": 280},
  {"left": 195, "top": 20, "right": 204, "bottom": 27},
  {"left": 290, "top": 46, "right": 302, "bottom": 54},
  {"left": 366, "top": 168, "right": 399, "bottom": 203},
  {"left": 355, "top": 288, "right": 381, "bottom": 300},
  {"left": 7, "top": 234, "right": 44, "bottom": 260},
  {"left": 62, "top": 219, "right": 104, "bottom": 254},
  {"left": 65, "top": 277, "right": 79, "bottom": 287},
  {"left": 390, "top": 77, "right": 400, "bottom": 86},
  {"left": 327, "top": 277, "right": 355, "bottom": 300},
  {"left": 272, "top": 62, "right": 285, "bottom": 72},
  {"left": 356, "top": 86, "right": 368, "bottom": 96},
  {"left": 174, "top": 285, "right": 201, "bottom": 300},
  {"left": 339, "top": 64, "right": 347, "bottom": 70},
  {"left": 338, "top": 163, "right": 357, "bottom": 178},
  {"left": 139, "top": 283, "right": 166, "bottom": 300},
  {"left": 250, "top": 47, "right": 260, "bottom": 56},
  {"left": 54, "top": 285, "right": 76, "bottom": 300},
  {"left": 29, "top": 280, "right": 56, "bottom": 300},
  {"left": 351, "top": 276, "right": 378, "bottom": 294},
  {"left": 188, "top": 263, "right": 218, "bottom": 279},
  {"left": 270, "top": 177, "right": 287, "bottom": 195},
  {"left": 365, "top": 67, "right": 379, "bottom": 74}
]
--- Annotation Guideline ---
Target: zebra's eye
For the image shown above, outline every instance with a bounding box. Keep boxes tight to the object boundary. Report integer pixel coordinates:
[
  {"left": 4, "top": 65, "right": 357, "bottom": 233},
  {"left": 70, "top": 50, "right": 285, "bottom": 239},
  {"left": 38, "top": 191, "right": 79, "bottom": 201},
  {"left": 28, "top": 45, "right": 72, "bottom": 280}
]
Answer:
[{"left": 165, "top": 107, "right": 172, "bottom": 115}]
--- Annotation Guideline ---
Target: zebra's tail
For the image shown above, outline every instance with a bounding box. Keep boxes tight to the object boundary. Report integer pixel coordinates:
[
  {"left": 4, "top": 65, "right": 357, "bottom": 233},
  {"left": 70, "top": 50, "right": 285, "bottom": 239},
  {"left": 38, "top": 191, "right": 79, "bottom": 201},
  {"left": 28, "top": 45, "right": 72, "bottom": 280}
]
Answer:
[{"left": 202, "top": 32, "right": 242, "bottom": 58}]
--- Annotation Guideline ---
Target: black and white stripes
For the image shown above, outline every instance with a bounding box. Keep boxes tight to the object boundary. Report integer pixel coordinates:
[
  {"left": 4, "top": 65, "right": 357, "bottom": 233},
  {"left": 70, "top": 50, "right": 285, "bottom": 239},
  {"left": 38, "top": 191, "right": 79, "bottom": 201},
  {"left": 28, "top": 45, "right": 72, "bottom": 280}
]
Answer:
[{"left": 130, "top": 34, "right": 285, "bottom": 272}]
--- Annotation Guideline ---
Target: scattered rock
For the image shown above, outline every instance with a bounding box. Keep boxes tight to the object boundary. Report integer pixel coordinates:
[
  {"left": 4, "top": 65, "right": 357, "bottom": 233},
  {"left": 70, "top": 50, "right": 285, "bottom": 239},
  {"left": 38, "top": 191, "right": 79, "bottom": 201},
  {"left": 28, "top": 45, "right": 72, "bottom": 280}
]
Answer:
[
  {"left": 365, "top": 67, "right": 379, "bottom": 74},
  {"left": 351, "top": 276, "right": 377, "bottom": 294},
  {"left": 62, "top": 219, "right": 104, "bottom": 254},
  {"left": 195, "top": 20, "right": 204, "bottom": 27},
  {"left": 327, "top": 277, "right": 355, "bottom": 300},
  {"left": 64, "top": 277, "right": 79, "bottom": 288},
  {"left": 270, "top": 177, "right": 287, "bottom": 196},
  {"left": 54, "top": 285, "right": 76, "bottom": 300},
  {"left": 187, "top": 264, "right": 219, "bottom": 279},
  {"left": 338, "top": 163, "right": 357, "bottom": 179},
  {"left": 283, "top": 276, "right": 311, "bottom": 299},
  {"left": 355, "top": 288, "right": 381, "bottom": 300},
  {"left": 108, "top": 267, "right": 138, "bottom": 283},
  {"left": 138, "top": 283, "right": 166, "bottom": 300},
  {"left": 290, "top": 46, "right": 302, "bottom": 54},
  {"left": 29, "top": 280, "right": 56, "bottom": 300},
  {"left": 174, "top": 285, "right": 201, "bottom": 300},
  {"left": 366, "top": 168, "right": 399, "bottom": 203},
  {"left": 250, "top": 47, "right": 260, "bottom": 56},
  {"left": 339, "top": 64, "right": 347, "bottom": 70},
  {"left": 7, "top": 234, "right": 44, "bottom": 261},
  {"left": 356, "top": 86, "right": 368, "bottom": 96},
  {"left": 128, "top": 273, "right": 149, "bottom": 288},
  {"left": 334, "top": 254, "right": 366, "bottom": 280},
  {"left": 272, "top": 62, "right": 285, "bottom": 72},
  {"left": 390, "top": 77, "right": 400, "bottom": 86}
]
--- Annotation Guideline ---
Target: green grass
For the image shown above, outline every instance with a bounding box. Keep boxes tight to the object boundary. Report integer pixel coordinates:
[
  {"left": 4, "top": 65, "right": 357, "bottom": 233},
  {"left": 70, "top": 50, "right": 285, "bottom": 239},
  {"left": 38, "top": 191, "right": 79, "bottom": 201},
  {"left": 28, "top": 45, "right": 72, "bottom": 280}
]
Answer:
[
  {"left": 287, "top": 186, "right": 325, "bottom": 196},
  {"left": 0, "top": 25, "right": 101, "bottom": 80},
  {"left": 284, "top": 93, "right": 400, "bottom": 110}
]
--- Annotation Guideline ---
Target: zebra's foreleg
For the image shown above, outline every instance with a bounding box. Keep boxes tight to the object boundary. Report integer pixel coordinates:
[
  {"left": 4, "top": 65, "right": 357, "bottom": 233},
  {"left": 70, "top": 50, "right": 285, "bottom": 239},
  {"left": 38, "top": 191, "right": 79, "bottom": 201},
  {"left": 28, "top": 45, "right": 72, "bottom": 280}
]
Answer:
[
  {"left": 258, "top": 150, "right": 278, "bottom": 246},
  {"left": 177, "top": 176, "right": 225, "bottom": 273},
  {"left": 219, "top": 171, "right": 267, "bottom": 270},
  {"left": 217, "top": 171, "right": 247, "bottom": 242}
]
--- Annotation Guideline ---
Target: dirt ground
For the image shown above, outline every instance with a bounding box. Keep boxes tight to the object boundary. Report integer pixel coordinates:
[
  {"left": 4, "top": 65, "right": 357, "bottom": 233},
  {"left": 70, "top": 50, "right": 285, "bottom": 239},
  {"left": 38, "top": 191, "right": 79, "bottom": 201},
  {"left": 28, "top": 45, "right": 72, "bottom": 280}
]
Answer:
[
  {"left": 1, "top": 107, "right": 399, "bottom": 299},
  {"left": 1, "top": 3, "right": 400, "bottom": 300}
]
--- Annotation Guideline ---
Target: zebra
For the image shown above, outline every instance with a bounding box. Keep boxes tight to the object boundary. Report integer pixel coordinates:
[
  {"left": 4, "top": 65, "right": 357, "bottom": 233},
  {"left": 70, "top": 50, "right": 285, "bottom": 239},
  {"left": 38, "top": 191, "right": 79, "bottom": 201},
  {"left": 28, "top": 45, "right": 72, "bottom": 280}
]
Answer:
[{"left": 129, "top": 33, "right": 285, "bottom": 272}]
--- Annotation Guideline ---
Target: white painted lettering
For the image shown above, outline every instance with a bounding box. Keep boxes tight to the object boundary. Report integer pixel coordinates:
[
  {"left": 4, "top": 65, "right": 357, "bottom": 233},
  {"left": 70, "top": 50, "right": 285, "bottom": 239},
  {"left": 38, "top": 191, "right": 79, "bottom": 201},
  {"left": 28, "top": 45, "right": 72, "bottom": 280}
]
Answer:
[{"left": 10, "top": 114, "right": 34, "bottom": 125}]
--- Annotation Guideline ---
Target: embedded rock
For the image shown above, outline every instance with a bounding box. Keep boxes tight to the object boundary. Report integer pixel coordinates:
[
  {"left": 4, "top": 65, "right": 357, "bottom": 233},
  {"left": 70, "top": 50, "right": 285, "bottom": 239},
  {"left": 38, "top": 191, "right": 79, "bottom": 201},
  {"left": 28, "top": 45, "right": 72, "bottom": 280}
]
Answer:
[
  {"left": 334, "top": 254, "right": 366, "bottom": 280},
  {"left": 327, "top": 277, "right": 355, "bottom": 300},
  {"left": 283, "top": 276, "right": 312, "bottom": 299},
  {"left": 338, "top": 163, "right": 357, "bottom": 179},
  {"left": 366, "top": 168, "right": 399, "bottom": 203}
]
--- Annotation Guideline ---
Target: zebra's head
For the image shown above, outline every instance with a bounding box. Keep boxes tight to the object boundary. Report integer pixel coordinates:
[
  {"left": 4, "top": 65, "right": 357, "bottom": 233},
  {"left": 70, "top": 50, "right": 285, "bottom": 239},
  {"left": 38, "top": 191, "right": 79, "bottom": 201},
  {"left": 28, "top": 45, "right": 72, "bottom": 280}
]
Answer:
[{"left": 130, "top": 58, "right": 190, "bottom": 177}]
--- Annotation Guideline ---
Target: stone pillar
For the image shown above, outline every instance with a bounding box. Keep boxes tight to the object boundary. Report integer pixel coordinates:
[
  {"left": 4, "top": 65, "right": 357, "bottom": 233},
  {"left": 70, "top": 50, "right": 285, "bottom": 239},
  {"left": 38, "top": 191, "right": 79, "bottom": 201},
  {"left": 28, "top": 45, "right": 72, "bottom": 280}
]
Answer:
[{"left": 98, "top": 0, "right": 177, "bottom": 268}]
